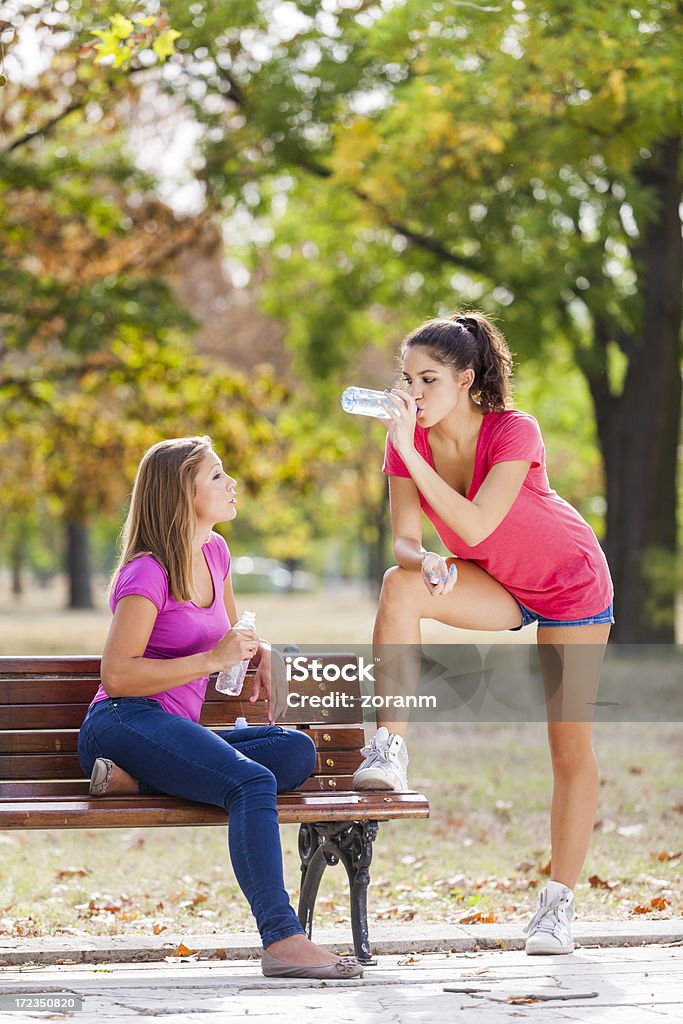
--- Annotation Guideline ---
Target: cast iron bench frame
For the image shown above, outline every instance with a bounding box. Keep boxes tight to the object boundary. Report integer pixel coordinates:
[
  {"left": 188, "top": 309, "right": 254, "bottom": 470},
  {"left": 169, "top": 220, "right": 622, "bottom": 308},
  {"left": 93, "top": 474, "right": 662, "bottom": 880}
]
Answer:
[{"left": 0, "top": 655, "right": 429, "bottom": 962}]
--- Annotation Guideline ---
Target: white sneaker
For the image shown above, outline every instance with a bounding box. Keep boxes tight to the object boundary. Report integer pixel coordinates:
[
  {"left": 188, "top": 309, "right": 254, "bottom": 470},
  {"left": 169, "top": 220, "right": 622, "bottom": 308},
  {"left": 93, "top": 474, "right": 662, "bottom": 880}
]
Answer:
[
  {"left": 524, "top": 882, "right": 575, "bottom": 954},
  {"left": 352, "top": 727, "right": 409, "bottom": 791}
]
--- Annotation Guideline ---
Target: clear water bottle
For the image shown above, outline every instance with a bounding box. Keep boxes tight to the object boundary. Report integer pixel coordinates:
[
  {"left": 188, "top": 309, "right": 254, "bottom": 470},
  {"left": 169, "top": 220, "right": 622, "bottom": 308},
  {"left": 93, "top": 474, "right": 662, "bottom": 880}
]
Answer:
[
  {"left": 341, "top": 387, "right": 390, "bottom": 419},
  {"left": 215, "top": 610, "right": 257, "bottom": 695}
]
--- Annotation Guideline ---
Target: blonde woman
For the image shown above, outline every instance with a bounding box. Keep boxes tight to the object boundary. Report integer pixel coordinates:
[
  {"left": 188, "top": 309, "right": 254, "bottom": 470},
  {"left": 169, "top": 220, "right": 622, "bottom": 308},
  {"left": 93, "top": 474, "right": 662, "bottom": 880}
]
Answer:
[{"left": 78, "top": 437, "right": 362, "bottom": 980}]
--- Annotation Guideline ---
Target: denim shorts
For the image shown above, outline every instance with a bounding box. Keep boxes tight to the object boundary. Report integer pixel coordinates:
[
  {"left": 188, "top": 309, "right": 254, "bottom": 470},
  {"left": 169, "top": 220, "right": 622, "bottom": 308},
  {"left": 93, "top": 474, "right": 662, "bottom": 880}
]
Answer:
[{"left": 510, "top": 601, "right": 615, "bottom": 630}]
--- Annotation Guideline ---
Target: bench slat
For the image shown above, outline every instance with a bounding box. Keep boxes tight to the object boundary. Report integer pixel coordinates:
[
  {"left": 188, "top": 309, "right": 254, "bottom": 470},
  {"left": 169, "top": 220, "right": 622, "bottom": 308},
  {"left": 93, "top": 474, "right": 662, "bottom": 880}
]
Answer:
[
  {"left": 0, "top": 791, "right": 430, "bottom": 829},
  {"left": 0, "top": 674, "right": 257, "bottom": 704},
  {"left": 1, "top": 701, "right": 363, "bottom": 730},
  {"left": 0, "top": 727, "right": 365, "bottom": 755},
  {"left": 0, "top": 657, "right": 103, "bottom": 675},
  {"left": 0, "top": 749, "right": 362, "bottom": 780},
  {"left": 0, "top": 775, "right": 362, "bottom": 798}
]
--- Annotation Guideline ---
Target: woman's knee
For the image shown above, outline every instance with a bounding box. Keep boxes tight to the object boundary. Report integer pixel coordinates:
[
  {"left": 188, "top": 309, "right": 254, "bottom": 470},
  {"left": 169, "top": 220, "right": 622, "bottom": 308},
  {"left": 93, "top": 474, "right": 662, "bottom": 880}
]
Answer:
[
  {"left": 379, "top": 565, "right": 418, "bottom": 606},
  {"left": 548, "top": 725, "right": 596, "bottom": 776},
  {"left": 240, "top": 758, "right": 278, "bottom": 794},
  {"left": 274, "top": 730, "right": 316, "bottom": 791}
]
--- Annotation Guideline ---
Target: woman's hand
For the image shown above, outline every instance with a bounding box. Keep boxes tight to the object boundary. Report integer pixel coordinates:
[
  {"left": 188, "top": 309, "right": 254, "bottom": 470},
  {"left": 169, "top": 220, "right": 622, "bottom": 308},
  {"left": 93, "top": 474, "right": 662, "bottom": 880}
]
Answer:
[
  {"left": 421, "top": 551, "right": 458, "bottom": 597},
  {"left": 211, "top": 625, "right": 260, "bottom": 674},
  {"left": 250, "top": 643, "right": 289, "bottom": 724},
  {"left": 381, "top": 389, "right": 418, "bottom": 455}
]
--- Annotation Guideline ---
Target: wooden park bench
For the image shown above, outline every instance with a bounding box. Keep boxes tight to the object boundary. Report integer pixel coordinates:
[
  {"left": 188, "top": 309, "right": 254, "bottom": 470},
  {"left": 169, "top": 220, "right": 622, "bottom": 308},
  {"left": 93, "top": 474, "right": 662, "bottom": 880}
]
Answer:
[{"left": 0, "top": 655, "right": 429, "bottom": 962}]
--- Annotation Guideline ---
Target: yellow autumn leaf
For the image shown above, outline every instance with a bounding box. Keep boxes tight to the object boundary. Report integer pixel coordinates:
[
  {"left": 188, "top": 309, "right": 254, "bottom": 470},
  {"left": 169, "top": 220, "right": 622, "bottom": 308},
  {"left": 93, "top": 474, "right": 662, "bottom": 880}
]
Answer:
[
  {"left": 153, "top": 29, "right": 182, "bottom": 61},
  {"left": 608, "top": 68, "right": 626, "bottom": 106},
  {"left": 109, "top": 14, "right": 135, "bottom": 40}
]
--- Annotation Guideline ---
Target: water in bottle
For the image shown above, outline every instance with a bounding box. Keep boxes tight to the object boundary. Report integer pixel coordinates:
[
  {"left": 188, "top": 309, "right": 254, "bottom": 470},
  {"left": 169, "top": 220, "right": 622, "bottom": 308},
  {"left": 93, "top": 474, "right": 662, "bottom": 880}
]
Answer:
[
  {"left": 216, "top": 610, "right": 257, "bottom": 695},
  {"left": 341, "top": 387, "right": 391, "bottom": 419}
]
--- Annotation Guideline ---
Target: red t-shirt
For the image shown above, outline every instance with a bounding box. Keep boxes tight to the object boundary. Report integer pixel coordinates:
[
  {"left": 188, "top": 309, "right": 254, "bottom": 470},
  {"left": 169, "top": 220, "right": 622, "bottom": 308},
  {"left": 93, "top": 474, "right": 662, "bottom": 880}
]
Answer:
[{"left": 382, "top": 410, "right": 613, "bottom": 619}]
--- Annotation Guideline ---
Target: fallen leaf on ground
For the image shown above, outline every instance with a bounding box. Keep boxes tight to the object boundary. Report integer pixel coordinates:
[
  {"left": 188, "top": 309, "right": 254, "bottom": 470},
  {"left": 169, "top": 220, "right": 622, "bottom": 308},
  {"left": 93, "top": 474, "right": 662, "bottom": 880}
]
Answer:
[
  {"left": 634, "top": 897, "right": 668, "bottom": 914},
  {"left": 588, "top": 874, "right": 619, "bottom": 890},
  {"left": 656, "top": 851, "right": 681, "bottom": 862},
  {"left": 168, "top": 942, "right": 199, "bottom": 959},
  {"left": 459, "top": 911, "right": 496, "bottom": 924},
  {"left": 56, "top": 867, "right": 90, "bottom": 879}
]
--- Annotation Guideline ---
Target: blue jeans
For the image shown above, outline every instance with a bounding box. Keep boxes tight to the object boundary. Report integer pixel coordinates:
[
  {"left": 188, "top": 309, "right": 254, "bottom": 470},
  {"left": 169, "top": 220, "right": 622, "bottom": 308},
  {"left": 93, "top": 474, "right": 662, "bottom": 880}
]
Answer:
[
  {"left": 510, "top": 601, "right": 615, "bottom": 630},
  {"left": 78, "top": 697, "right": 316, "bottom": 947}
]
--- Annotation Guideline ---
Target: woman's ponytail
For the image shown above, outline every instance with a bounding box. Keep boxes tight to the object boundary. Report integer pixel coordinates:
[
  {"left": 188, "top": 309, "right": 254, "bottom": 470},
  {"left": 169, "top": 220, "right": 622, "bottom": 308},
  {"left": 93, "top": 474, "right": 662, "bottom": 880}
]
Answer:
[
  {"left": 401, "top": 311, "right": 513, "bottom": 413},
  {"left": 454, "top": 313, "right": 513, "bottom": 413}
]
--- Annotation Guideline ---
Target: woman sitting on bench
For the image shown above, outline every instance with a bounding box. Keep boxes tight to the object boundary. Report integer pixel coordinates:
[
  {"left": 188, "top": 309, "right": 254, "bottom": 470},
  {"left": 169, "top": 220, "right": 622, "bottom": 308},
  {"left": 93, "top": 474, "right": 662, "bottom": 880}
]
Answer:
[{"left": 78, "top": 435, "right": 363, "bottom": 980}]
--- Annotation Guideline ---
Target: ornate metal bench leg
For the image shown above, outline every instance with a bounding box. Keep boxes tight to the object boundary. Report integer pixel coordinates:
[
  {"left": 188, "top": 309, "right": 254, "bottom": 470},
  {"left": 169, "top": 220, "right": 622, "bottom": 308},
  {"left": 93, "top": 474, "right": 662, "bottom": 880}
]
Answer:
[
  {"left": 297, "top": 823, "right": 330, "bottom": 938},
  {"left": 296, "top": 820, "right": 380, "bottom": 963},
  {"left": 341, "top": 821, "right": 379, "bottom": 963}
]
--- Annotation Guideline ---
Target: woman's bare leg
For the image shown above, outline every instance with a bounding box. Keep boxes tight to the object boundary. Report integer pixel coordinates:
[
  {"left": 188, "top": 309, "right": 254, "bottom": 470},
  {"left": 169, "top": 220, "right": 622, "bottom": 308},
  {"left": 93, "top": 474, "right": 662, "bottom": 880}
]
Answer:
[
  {"left": 372, "top": 561, "right": 522, "bottom": 735},
  {"left": 537, "top": 623, "right": 610, "bottom": 887}
]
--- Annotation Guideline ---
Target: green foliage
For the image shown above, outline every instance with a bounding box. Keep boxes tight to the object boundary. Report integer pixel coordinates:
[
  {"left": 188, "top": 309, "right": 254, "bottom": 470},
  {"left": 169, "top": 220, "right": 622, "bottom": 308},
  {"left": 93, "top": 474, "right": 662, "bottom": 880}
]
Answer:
[
  {"left": 88, "top": 11, "right": 182, "bottom": 69},
  {"left": 642, "top": 548, "right": 683, "bottom": 631},
  {"left": 2, "top": 0, "right": 680, "bottom": 604},
  {"left": 0, "top": 327, "right": 290, "bottom": 530}
]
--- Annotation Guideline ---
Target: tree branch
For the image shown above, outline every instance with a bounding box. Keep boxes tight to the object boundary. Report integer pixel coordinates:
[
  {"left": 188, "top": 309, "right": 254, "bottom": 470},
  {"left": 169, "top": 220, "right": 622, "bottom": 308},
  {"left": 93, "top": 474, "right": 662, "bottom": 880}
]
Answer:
[
  {"left": 2, "top": 65, "right": 149, "bottom": 156},
  {"left": 297, "top": 155, "right": 483, "bottom": 274}
]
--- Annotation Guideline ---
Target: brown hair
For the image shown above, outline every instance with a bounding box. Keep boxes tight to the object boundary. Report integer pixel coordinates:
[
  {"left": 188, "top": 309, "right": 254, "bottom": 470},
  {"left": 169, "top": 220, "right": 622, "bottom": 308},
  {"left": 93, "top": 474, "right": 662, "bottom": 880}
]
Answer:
[
  {"left": 400, "top": 312, "right": 513, "bottom": 412},
  {"left": 110, "top": 436, "right": 214, "bottom": 603}
]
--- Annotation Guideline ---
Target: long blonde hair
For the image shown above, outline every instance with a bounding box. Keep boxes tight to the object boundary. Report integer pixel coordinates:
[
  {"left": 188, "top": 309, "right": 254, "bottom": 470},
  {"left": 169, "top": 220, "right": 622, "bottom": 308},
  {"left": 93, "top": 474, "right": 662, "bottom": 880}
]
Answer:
[{"left": 111, "top": 436, "right": 214, "bottom": 603}]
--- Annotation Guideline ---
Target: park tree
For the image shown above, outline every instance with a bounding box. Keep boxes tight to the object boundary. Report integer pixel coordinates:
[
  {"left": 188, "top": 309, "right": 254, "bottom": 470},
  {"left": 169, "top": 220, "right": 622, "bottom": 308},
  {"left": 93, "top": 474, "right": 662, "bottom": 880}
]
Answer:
[
  {"left": 0, "top": 1, "right": 383, "bottom": 602},
  {"left": 3, "top": 2, "right": 680, "bottom": 638},
  {"left": 0, "top": 324, "right": 295, "bottom": 606},
  {"left": 164, "top": 0, "right": 679, "bottom": 642}
]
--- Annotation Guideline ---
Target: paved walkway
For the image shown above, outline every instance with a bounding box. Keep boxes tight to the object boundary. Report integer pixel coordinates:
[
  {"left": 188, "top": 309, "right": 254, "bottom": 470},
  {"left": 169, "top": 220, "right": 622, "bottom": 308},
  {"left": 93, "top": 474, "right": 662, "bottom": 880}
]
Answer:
[
  {"left": 0, "top": 944, "right": 681, "bottom": 1022},
  {"left": 1, "top": 920, "right": 681, "bottom": 967},
  {"left": 0, "top": 924, "right": 681, "bottom": 1022}
]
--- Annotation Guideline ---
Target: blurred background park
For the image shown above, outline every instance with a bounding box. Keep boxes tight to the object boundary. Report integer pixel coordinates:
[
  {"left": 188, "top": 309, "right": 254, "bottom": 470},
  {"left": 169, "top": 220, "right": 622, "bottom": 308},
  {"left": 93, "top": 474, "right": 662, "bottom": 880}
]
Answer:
[{"left": 0, "top": 2, "right": 681, "bottom": 937}]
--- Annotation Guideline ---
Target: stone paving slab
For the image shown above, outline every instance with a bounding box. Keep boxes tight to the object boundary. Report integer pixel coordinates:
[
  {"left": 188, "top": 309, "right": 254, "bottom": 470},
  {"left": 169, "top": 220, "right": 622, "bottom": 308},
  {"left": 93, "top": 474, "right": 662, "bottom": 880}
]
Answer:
[
  {"left": 0, "top": 920, "right": 680, "bottom": 967},
  {"left": 0, "top": 946, "right": 681, "bottom": 1023}
]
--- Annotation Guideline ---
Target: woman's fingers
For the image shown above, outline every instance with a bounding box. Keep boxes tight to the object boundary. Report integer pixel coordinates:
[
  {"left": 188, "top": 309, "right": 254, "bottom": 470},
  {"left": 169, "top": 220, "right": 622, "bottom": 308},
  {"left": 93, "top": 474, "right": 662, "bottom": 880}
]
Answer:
[{"left": 423, "top": 562, "right": 457, "bottom": 596}]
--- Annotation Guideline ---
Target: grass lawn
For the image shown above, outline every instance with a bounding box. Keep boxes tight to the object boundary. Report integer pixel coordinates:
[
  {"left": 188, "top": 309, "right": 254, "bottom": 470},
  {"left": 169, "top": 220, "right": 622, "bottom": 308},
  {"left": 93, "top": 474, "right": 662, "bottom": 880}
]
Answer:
[{"left": 0, "top": 580, "right": 681, "bottom": 940}]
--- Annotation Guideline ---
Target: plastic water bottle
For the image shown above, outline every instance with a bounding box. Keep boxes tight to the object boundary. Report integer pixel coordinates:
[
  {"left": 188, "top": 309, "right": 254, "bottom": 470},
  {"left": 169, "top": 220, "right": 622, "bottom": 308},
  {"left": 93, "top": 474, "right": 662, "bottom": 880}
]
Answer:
[
  {"left": 215, "top": 610, "right": 257, "bottom": 695},
  {"left": 341, "top": 387, "right": 391, "bottom": 420}
]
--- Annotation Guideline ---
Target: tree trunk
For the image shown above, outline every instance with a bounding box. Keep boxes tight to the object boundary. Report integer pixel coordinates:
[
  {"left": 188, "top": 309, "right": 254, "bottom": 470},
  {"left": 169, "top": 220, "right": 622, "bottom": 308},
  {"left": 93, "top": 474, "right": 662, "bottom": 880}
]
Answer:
[
  {"left": 588, "top": 137, "right": 681, "bottom": 643},
  {"left": 10, "top": 536, "right": 24, "bottom": 597},
  {"left": 66, "top": 520, "right": 94, "bottom": 609},
  {"left": 365, "top": 486, "right": 390, "bottom": 599}
]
